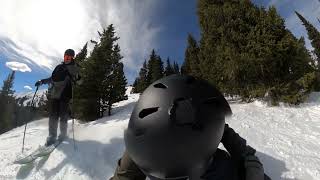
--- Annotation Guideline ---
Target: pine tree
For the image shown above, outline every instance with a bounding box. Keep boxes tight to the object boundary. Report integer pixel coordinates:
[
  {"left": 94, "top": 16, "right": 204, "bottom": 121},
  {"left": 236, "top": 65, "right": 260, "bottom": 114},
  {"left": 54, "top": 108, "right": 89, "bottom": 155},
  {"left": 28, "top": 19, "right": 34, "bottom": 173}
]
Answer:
[
  {"left": 104, "top": 44, "right": 127, "bottom": 116},
  {"left": 133, "top": 50, "right": 165, "bottom": 93},
  {"left": 147, "top": 50, "right": 164, "bottom": 83},
  {"left": 0, "top": 71, "right": 16, "bottom": 133},
  {"left": 296, "top": 11, "right": 320, "bottom": 70},
  {"left": 78, "top": 43, "right": 101, "bottom": 120},
  {"left": 164, "top": 58, "right": 174, "bottom": 76},
  {"left": 182, "top": 34, "right": 201, "bottom": 77},
  {"left": 295, "top": 12, "right": 320, "bottom": 91},
  {"left": 173, "top": 61, "right": 180, "bottom": 74},
  {"left": 147, "top": 50, "right": 157, "bottom": 83},
  {"left": 180, "top": 65, "right": 187, "bottom": 75},
  {"left": 197, "top": 0, "right": 314, "bottom": 104},
  {"left": 75, "top": 43, "right": 88, "bottom": 64},
  {"left": 133, "top": 60, "right": 149, "bottom": 93},
  {"left": 132, "top": 77, "right": 138, "bottom": 93},
  {"left": 76, "top": 24, "right": 127, "bottom": 120},
  {"left": 73, "top": 42, "right": 88, "bottom": 119},
  {"left": 132, "top": 79, "right": 138, "bottom": 90},
  {"left": 0, "top": 71, "right": 15, "bottom": 96}
]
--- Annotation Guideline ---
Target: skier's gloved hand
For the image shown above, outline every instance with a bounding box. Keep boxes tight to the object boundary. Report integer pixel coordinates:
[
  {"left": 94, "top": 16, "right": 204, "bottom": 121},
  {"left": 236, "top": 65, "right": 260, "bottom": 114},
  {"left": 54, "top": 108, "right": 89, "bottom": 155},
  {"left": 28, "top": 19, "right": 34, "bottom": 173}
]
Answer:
[
  {"left": 222, "top": 124, "right": 267, "bottom": 180},
  {"left": 221, "top": 124, "right": 248, "bottom": 159},
  {"left": 35, "top": 80, "right": 42, "bottom": 87}
]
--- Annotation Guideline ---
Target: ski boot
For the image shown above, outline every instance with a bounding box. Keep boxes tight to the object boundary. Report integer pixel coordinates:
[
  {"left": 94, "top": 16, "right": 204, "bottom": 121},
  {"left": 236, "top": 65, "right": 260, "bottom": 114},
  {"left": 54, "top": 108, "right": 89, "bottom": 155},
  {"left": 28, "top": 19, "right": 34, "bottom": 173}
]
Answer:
[
  {"left": 45, "top": 136, "right": 56, "bottom": 147},
  {"left": 57, "top": 134, "right": 66, "bottom": 143}
]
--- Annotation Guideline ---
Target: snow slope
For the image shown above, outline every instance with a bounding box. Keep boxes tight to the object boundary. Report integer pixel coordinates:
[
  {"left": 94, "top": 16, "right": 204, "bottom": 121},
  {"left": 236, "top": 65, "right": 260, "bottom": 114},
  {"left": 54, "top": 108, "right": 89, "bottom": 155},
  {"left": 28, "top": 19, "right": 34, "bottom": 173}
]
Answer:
[
  {"left": 0, "top": 89, "right": 319, "bottom": 180},
  {"left": 14, "top": 89, "right": 48, "bottom": 106}
]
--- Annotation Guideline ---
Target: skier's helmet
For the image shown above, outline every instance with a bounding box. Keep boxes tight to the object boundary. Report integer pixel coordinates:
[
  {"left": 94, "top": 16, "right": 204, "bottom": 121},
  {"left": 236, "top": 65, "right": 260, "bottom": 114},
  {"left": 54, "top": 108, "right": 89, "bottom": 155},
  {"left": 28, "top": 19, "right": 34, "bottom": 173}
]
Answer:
[
  {"left": 124, "top": 75, "right": 232, "bottom": 179},
  {"left": 64, "top": 49, "right": 75, "bottom": 57},
  {"left": 64, "top": 49, "right": 75, "bottom": 63}
]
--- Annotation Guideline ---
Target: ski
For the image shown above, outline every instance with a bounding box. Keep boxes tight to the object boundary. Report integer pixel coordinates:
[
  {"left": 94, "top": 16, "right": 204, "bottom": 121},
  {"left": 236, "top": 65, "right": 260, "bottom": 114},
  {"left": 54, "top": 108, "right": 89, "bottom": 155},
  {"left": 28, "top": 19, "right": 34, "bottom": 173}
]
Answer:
[{"left": 14, "top": 141, "right": 61, "bottom": 165}]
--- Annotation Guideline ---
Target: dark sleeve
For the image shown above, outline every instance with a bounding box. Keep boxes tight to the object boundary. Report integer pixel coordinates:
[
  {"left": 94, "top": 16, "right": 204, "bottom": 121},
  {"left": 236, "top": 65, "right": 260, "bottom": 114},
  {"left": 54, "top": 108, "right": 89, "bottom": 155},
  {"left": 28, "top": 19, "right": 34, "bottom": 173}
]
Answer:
[
  {"left": 41, "top": 77, "right": 52, "bottom": 84},
  {"left": 221, "top": 124, "right": 267, "bottom": 180},
  {"left": 109, "top": 151, "right": 146, "bottom": 180},
  {"left": 221, "top": 124, "right": 254, "bottom": 162},
  {"left": 41, "top": 65, "right": 61, "bottom": 84},
  {"left": 221, "top": 124, "right": 251, "bottom": 179}
]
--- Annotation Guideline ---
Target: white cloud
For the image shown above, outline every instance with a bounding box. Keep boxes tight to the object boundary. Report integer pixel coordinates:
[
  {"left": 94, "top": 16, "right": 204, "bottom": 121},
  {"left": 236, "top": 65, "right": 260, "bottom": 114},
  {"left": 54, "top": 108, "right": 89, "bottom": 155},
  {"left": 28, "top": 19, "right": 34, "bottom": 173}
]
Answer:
[
  {"left": 0, "top": 0, "right": 161, "bottom": 76},
  {"left": 82, "top": 0, "right": 162, "bottom": 71},
  {"left": 24, "top": 86, "right": 32, "bottom": 90},
  {"left": 5, "top": 61, "right": 32, "bottom": 72}
]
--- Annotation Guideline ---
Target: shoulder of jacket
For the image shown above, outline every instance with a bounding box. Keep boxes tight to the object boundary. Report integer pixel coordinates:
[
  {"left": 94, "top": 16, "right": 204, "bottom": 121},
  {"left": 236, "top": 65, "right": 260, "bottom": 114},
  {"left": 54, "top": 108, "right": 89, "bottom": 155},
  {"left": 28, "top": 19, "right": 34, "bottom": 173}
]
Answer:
[
  {"left": 52, "top": 64, "right": 68, "bottom": 75},
  {"left": 55, "top": 63, "right": 65, "bottom": 69}
]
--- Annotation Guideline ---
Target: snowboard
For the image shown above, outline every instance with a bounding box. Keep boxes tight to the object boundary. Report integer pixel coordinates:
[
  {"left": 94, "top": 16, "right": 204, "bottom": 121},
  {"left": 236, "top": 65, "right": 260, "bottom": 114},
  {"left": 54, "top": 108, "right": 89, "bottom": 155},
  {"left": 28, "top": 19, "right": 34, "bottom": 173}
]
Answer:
[{"left": 14, "top": 141, "right": 61, "bottom": 165}]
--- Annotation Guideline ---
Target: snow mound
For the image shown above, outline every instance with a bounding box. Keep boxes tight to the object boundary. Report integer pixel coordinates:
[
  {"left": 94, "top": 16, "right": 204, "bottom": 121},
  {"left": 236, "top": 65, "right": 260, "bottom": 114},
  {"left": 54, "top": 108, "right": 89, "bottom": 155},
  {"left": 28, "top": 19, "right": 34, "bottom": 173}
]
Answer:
[{"left": 0, "top": 91, "right": 319, "bottom": 180}]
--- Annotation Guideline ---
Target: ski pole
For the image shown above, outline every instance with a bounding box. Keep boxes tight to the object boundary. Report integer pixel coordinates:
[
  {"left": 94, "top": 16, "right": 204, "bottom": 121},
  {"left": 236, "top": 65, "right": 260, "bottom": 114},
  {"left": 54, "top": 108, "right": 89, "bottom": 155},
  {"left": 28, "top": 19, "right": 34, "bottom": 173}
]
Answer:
[
  {"left": 71, "top": 84, "right": 77, "bottom": 151},
  {"left": 72, "top": 116, "right": 77, "bottom": 150},
  {"left": 21, "top": 86, "right": 39, "bottom": 153}
]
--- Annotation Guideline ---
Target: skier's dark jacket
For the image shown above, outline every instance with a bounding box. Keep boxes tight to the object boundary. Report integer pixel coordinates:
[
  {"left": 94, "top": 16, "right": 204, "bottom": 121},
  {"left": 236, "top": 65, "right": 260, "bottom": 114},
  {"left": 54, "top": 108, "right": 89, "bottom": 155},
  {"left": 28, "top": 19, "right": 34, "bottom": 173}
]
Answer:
[{"left": 41, "top": 61, "right": 80, "bottom": 101}]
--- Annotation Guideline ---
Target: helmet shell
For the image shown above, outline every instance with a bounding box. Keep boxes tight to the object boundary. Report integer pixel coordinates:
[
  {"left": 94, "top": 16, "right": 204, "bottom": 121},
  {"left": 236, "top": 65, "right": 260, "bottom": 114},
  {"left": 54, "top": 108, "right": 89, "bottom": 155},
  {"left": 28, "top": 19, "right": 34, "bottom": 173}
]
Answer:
[{"left": 125, "top": 75, "right": 232, "bottom": 179}]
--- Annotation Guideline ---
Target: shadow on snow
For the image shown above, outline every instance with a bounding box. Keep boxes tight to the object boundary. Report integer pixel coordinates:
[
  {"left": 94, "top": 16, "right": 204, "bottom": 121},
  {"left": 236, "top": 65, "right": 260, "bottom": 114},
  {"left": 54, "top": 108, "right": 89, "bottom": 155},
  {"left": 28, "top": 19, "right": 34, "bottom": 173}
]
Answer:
[{"left": 16, "top": 137, "right": 125, "bottom": 180}]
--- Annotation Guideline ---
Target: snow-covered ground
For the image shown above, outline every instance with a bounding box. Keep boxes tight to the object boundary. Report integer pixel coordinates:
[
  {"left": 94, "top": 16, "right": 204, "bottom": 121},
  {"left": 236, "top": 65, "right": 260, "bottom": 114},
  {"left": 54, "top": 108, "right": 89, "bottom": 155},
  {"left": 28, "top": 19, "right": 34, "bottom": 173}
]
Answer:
[{"left": 0, "top": 89, "right": 319, "bottom": 180}]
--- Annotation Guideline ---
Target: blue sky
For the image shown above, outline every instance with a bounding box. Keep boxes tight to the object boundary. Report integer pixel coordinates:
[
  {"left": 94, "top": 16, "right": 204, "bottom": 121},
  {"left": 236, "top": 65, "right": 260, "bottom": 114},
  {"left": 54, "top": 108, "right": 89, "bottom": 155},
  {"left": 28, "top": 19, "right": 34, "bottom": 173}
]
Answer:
[{"left": 0, "top": 0, "right": 320, "bottom": 93}]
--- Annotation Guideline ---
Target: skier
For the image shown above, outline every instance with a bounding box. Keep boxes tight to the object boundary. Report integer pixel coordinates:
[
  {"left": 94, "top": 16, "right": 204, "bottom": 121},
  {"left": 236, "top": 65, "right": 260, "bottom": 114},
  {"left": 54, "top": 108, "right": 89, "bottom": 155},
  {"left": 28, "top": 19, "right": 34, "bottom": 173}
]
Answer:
[
  {"left": 110, "top": 75, "right": 270, "bottom": 180},
  {"left": 35, "top": 49, "right": 80, "bottom": 146}
]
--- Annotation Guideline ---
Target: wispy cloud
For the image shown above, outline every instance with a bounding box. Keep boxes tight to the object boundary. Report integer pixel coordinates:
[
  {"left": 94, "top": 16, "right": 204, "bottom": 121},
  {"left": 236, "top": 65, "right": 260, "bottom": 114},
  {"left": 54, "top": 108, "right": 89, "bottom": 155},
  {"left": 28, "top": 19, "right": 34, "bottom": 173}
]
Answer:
[
  {"left": 5, "top": 61, "right": 32, "bottom": 72},
  {"left": 0, "top": 0, "right": 161, "bottom": 79},
  {"left": 82, "top": 0, "right": 163, "bottom": 73},
  {"left": 24, "top": 86, "right": 32, "bottom": 90}
]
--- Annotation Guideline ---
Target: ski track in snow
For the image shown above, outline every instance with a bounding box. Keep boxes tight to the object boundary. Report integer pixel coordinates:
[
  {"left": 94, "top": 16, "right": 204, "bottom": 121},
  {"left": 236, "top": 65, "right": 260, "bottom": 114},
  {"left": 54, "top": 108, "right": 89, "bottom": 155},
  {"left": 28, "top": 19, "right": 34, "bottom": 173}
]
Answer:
[{"left": 0, "top": 89, "right": 319, "bottom": 180}]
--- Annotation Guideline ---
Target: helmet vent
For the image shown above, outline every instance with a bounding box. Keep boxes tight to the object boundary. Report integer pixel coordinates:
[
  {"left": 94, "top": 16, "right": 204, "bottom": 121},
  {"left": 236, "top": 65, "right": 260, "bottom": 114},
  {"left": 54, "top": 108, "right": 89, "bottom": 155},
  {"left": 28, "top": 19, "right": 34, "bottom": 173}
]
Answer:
[
  {"left": 154, "top": 83, "right": 167, "bottom": 89},
  {"left": 139, "top": 107, "right": 159, "bottom": 118}
]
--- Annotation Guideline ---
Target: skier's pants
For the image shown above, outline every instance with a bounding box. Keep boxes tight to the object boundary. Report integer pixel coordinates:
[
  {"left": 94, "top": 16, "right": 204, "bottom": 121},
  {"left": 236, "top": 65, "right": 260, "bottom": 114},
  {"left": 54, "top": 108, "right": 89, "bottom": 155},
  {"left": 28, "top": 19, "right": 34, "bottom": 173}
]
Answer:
[{"left": 48, "top": 99, "right": 69, "bottom": 139}]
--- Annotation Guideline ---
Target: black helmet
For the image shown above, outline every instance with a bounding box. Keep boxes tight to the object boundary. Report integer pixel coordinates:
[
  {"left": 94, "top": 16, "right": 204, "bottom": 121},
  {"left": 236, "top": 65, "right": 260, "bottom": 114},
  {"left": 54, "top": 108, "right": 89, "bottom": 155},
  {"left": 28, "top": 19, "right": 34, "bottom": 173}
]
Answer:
[
  {"left": 124, "top": 75, "right": 232, "bottom": 179},
  {"left": 64, "top": 49, "right": 75, "bottom": 57}
]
